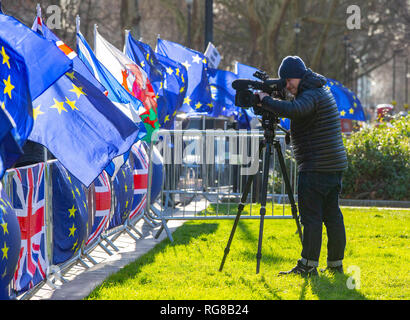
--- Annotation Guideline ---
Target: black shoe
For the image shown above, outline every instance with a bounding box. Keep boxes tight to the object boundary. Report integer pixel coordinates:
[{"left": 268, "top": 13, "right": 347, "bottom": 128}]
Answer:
[
  {"left": 320, "top": 265, "right": 344, "bottom": 274},
  {"left": 279, "top": 261, "right": 318, "bottom": 277}
]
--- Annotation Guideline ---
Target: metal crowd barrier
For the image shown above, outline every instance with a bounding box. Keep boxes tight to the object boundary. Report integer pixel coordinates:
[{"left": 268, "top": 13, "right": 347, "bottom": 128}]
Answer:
[
  {"left": 1, "top": 150, "right": 161, "bottom": 300},
  {"left": 1, "top": 129, "right": 298, "bottom": 299},
  {"left": 147, "top": 129, "right": 298, "bottom": 220}
]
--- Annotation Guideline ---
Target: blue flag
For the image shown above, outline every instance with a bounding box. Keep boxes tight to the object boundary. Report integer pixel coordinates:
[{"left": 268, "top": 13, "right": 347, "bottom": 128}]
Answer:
[
  {"left": 234, "top": 61, "right": 290, "bottom": 130},
  {"left": 0, "top": 183, "right": 21, "bottom": 300},
  {"left": 0, "top": 13, "right": 72, "bottom": 100},
  {"left": 325, "top": 79, "right": 366, "bottom": 121},
  {"left": 29, "top": 68, "right": 142, "bottom": 187},
  {"left": 125, "top": 33, "right": 165, "bottom": 93},
  {"left": 156, "top": 53, "right": 187, "bottom": 127},
  {"left": 108, "top": 162, "right": 134, "bottom": 229},
  {"left": 156, "top": 39, "right": 213, "bottom": 114},
  {"left": 31, "top": 16, "right": 133, "bottom": 178},
  {"left": 76, "top": 31, "right": 144, "bottom": 126},
  {"left": 51, "top": 162, "right": 88, "bottom": 265},
  {"left": 235, "top": 61, "right": 259, "bottom": 80},
  {"left": 0, "top": 28, "right": 33, "bottom": 175},
  {"left": 124, "top": 34, "right": 174, "bottom": 128},
  {"left": 0, "top": 109, "right": 22, "bottom": 179},
  {"left": 207, "top": 68, "right": 240, "bottom": 118},
  {"left": 32, "top": 15, "right": 107, "bottom": 95},
  {"left": 156, "top": 53, "right": 188, "bottom": 128}
]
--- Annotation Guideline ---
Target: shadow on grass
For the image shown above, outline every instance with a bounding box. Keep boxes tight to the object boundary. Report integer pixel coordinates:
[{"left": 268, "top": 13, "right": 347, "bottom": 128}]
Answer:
[
  {"left": 299, "top": 273, "right": 367, "bottom": 300},
  {"left": 236, "top": 220, "right": 294, "bottom": 266},
  {"left": 95, "top": 223, "right": 219, "bottom": 289},
  {"left": 170, "top": 222, "right": 219, "bottom": 246}
]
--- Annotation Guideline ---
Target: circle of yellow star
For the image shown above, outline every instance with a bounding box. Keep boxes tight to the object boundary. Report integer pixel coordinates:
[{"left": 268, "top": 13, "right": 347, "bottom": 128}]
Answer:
[
  {"left": 65, "top": 97, "right": 78, "bottom": 111},
  {"left": 3, "top": 75, "right": 14, "bottom": 99},
  {"left": 50, "top": 98, "right": 67, "bottom": 114},
  {"left": 1, "top": 242, "right": 9, "bottom": 260},
  {"left": 33, "top": 105, "right": 45, "bottom": 120},
  {"left": 183, "top": 96, "right": 191, "bottom": 106},
  {"left": 70, "top": 83, "right": 86, "bottom": 99},
  {"left": 0, "top": 46, "right": 10, "bottom": 69},
  {"left": 71, "top": 239, "right": 78, "bottom": 251},
  {"left": 65, "top": 71, "right": 76, "bottom": 81},
  {"left": 1, "top": 220, "right": 8, "bottom": 235},
  {"left": 68, "top": 205, "right": 77, "bottom": 218},
  {"left": 68, "top": 224, "right": 77, "bottom": 237}
]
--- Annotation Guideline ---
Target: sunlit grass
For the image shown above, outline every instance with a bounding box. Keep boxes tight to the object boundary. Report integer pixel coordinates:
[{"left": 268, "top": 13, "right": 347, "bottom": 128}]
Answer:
[{"left": 86, "top": 205, "right": 410, "bottom": 300}]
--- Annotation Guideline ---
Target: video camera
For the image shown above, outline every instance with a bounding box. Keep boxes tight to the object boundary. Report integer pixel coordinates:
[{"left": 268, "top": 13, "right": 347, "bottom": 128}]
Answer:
[{"left": 232, "top": 70, "right": 286, "bottom": 112}]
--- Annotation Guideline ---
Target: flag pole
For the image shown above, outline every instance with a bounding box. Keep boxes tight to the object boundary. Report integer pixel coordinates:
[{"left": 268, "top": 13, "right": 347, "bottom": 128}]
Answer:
[
  {"left": 75, "top": 15, "right": 80, "bottom": 52},
  {"left": 93, "top": 24, "right": 98, "bottom": 51},
  {"left": 76, "top": 15, "right": 80, "bottom": 33},
  {"left": 36, "top": 3, "right": 41, "bottom": 17},
  {"left": 124, "top": 29, "right": 130, "bottom": 54},
  {"left": 154, "top": 34, "right": 161, "bottom": 53}
]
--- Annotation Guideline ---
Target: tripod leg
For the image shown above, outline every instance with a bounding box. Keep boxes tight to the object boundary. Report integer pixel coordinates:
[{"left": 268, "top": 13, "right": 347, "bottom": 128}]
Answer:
[
  {"left": 219, "top": 172, "right": 256, "bottom": 272},
  {"left": 256, "top": 142, "right": 272, "bottom": 274},
  {"left": 274, "top": 141, "right": 303, "bottom": 243},
  {"left": 219, "top": 140, "right": 265, "bottom": 272}
]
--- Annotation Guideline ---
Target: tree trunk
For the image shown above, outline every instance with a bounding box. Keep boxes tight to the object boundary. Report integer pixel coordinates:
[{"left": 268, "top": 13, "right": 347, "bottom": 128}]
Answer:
[
  {"left": 310, "top": 0, "right": 339, "bottom": 70},
  {"left": 121, "top": 0, "right": 141, "bottom": 44}
]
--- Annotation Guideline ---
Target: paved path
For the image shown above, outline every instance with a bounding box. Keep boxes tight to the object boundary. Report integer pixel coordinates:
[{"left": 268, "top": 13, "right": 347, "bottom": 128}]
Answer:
[
  {"left": 28, "top": 217, "right": 185, "bottom": 300},
  {"left": 28, "top": 198, "right": 210, "bottom": 300}
]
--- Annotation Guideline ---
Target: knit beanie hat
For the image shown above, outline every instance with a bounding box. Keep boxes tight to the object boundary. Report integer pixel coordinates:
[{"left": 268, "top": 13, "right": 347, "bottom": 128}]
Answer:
[{"left": 278, "top": 56, "right": 307, "bottom": 79}]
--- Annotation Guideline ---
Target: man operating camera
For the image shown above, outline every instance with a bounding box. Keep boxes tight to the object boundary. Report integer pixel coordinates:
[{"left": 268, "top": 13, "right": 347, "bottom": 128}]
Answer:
[{"left": 256, "top": 56, "right": 347, "bottom": 276}]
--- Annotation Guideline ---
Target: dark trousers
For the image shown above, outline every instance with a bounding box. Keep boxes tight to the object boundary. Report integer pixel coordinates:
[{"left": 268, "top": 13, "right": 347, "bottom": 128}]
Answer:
[{"left": 297, "top": 171, "right": 346, "bottom": 267}]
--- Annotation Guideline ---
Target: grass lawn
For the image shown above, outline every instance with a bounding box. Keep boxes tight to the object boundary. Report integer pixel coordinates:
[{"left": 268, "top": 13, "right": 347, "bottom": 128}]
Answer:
[{"left": 86, "top": 205, "right": 409, "bottom": 300}]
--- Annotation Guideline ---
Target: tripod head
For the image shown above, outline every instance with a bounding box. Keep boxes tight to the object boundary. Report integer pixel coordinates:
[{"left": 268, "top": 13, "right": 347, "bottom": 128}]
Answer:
[{"left": 259, "top": 111, "right": 291, "bottom": 145}]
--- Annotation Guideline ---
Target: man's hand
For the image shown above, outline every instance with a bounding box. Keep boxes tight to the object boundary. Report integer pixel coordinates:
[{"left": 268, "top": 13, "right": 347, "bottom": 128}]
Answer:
[{"left": 255, "top": 92, "right": 270, "bottom": 107}]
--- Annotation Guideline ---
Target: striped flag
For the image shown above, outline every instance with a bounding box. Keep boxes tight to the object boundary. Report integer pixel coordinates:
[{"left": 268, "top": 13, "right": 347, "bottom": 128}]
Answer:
[
  {"left": 10, "top": 163, "right": 49, "bottom": 293},
  {"left": 85, "top": 171, "right": 111, "bottom": 246},
  {"left": 129, "top": 141, "right": 149, "bottom": 221}
]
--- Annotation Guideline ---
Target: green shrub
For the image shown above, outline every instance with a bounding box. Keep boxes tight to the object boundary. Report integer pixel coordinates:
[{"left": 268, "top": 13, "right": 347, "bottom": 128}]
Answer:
[{"left": 341, "top": 115, "right": 410, "bottom": 201}]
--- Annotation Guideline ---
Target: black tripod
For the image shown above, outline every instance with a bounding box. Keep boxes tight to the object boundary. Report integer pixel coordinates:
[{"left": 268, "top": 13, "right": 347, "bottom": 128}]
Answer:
[{"left": 219, "top": 113, "right": 303, "bottom": 274}]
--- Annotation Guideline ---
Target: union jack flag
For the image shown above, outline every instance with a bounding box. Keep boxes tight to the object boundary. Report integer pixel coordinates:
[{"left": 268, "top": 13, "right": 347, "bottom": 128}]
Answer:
[
  {"left": 10, "top": 163, "right": 49, "bottom": 293},
  {"left": 85, "top": 171, "right": 111, "bottom": 246},
  {"left": 129, "top": 141, "right": 149, "bottom": 221}
]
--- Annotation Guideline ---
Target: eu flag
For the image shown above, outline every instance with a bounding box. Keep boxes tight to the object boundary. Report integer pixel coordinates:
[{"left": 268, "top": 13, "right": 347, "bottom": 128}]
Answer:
[
  {"left": 207, "top": 68, "right": 239, "bottom": 118},
  {"left": 124, "top": 34, "right": 172, "bottom": 128},
  {"left": 156, "top": 39, "right": 213, "bottom": 114},
  {"left": 0, "top": 109, "right": 22, "bottom": 179},
  {"left": 77, "top": 31, "right": 144, "bottom": 125},
  {"left": 234, "top": 61, "right": 289, "bottom": 129},
  {"left": 156, "top": 53, "right": 188, "bottom": 128},
  {"left": 235, "top": 61, "right": 259, "bottom": 80},
  {"left": 125, "top": 33, "right": 165, "bottom": 94},
  {"left": 32, "top": 15, "right": 107, "bottom": 95},
  {"left": 325, "top": 79, "right": 366, "bottom": 121},
  {"left": 31, "top": 15, "right": 134, "bottom": 178},
  {"left": 0, "top": 13, "right": 72, "bottom": 100},
  {"left": 0, "top": 29, "right": 32, "bottom": 175},
  {"left": 29, "top": 69, "right": 142, "bottom": 187},
  {"left": 51, "top": 162, "right": 88, "bottom": 265}
]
